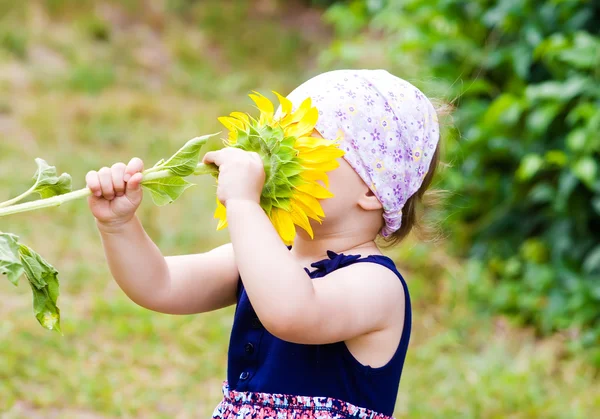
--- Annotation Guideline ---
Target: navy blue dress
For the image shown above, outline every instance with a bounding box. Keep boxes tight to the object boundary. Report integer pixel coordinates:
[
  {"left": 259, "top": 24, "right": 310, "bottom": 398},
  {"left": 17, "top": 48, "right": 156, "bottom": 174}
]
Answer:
[{"left": 225, "top": 250, "right": 412, "bottom": 416}]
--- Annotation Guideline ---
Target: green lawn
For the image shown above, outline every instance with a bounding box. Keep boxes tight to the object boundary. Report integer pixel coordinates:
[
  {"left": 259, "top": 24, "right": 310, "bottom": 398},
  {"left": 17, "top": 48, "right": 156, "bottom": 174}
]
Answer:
[{"left": 1, "top": 1, "right": 598, "bottom": 418}]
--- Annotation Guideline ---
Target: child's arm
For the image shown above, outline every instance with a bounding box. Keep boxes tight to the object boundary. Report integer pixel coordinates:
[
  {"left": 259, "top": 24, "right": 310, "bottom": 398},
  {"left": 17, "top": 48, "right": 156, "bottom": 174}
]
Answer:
[
  {"left": 204, "top": 149, "right": 404, "bottom": 344},
  {"left": 97, "top": 217, "right": 239, "bottom": 314},
  {"left": 87, "top": 159, "right": 239, "bottom": 315}
]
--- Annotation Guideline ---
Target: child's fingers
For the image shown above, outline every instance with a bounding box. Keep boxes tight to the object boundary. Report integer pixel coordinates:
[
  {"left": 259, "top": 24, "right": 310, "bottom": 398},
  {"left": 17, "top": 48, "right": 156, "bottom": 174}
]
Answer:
[
  {"left": 98, "top": 167, "right": 115, "bottom": 200},
  {"left": 85, "top": 170, "right": 102, "bottom": 197},
  {"left": 202, "top": 151, "right": 217, "bottom": 165},
  {"left": 202, "top": 150, "right": 229, "bottom": 166},
  {"left": 125, "top": 172, "right": 144, "bottom": 205},
  {"left": 111, "top": 162, "right": 127, "bottom": 197},
  {"left": 124, "top": 157, "right": 144, "bottom": 182},
  {"left": 126, "top": 172, "right": 143, "bottom": 191}
]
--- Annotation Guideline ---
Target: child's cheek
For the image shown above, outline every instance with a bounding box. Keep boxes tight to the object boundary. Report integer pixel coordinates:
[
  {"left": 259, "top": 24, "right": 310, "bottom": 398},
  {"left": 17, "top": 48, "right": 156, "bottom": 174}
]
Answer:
[{"left": 319, "top": 193, "right": 338, "bottom": 220}]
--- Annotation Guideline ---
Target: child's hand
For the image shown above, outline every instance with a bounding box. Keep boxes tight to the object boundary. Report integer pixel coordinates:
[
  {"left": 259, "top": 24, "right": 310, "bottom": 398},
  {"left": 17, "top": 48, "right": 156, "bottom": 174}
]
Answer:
[
  {"left": 202, "top": 148, "right": 265, "bottom": 206},
  {"left": 85, "top": 158, "right": 144, "bottom": 229}
]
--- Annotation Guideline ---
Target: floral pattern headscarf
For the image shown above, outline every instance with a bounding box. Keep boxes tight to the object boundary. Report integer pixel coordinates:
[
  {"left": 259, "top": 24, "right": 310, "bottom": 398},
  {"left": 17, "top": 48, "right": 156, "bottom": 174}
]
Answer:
[{"left": 284, "top": 69, "right": 440, "bottom": 236}]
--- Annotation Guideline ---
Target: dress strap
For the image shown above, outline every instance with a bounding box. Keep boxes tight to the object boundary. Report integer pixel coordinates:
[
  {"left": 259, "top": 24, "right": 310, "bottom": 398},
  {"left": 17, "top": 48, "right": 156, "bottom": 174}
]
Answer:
[{"left": 306, "top": 250, "right": 399, "bottom": 277}]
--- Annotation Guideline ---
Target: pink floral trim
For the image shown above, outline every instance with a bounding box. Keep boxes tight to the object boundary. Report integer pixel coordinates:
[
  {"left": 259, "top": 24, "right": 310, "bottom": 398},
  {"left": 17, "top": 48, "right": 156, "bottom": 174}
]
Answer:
[{"left": 212, "top": 382, "right": 394, "bottom": 419}]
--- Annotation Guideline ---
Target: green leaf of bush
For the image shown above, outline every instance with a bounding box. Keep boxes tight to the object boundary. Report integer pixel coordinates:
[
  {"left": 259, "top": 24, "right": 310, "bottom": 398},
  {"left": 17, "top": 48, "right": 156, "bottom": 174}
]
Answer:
[
  {"left": 325, "top": 0, "right": 600, "bottom": 350},
  {"left": 583, "top": 245, "right": 600, "bottom": 274},
  {"left": 572, "top": 157, "right": 598, "bottom": 189},
  {"left": 517, "top": 154, "right": 544, "bottom": 181}
]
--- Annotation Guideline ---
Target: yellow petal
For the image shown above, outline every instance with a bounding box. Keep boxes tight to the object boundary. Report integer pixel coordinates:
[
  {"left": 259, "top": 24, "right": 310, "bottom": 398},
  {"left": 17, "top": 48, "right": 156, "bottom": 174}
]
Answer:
[
  {"left": 300, "top": 169, "right": 329, "bottom": 188},
  {"left": 270, "top": 207, "right": 296, "bottom": 245},
  {"left": 285, "top": 106, "right": 319, "bottom": 138},
  {"left": 290, "top": 201, "right": 314, "bottom": 238},
  {"left": 293, "top": 191, "right": 325, "bottom": 218},
  {"left": 300, "top": 159, "right": 340, "bottom": 172},
  {"left": 288, "top": 97, "right": 312, "bottom": 125},
  {"left": 273, "top": 91, "right": 292, "bottom": 115},
  {"left": 249, "top": 91, "right": 274, "bottom": 125},
  {"left": 229, "top": 111, "right": 250, "bottom": 128},
  {"left": 295, "top": 182, "right": 334, "bottom": 200},
  {"left": 218, "top": 116, "right": 245, "bottom": 132},
  {"left": 214, "top": 197, "right": 228, "bottom": 230},
  {"left": 228, "top": 130, "right": 238, "bottom": 145},
  {"left": 277, "top": 113, "right": 296, "bottom": 129},
  {"left": 294, "top": 136, "right": 334, "bottom": 150},
  {"left": 298, "top": 147, "right": 345, "bottom": 163}
]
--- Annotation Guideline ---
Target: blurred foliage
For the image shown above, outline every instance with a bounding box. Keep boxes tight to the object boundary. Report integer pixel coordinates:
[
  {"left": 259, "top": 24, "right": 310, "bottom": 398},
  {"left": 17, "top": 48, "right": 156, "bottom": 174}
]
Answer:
[{"left": 323, "top": 0, "right": 600, "bottom": 359}]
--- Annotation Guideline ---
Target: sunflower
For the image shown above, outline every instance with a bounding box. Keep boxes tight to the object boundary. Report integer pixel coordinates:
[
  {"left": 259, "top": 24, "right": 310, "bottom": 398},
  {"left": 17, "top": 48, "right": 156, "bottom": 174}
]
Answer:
[{"left": 215, "top": 91, "right": 345, "bottom": 245}]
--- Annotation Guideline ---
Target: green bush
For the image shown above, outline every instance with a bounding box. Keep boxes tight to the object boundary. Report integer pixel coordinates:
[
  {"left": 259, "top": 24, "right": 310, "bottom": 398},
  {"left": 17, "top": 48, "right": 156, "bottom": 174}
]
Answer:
[{"left": 323, "top": 0, "right": 600, "bottom": 356}]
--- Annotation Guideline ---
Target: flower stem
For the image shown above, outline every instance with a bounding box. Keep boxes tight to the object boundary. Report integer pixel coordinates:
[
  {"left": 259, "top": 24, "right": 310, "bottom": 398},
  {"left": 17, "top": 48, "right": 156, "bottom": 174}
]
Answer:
[
  {"left": 0, "top": 183, "right": 37, "bottom": 209},
  {"left": 0, "top": 163, "right": 218, "bottom": 218}
]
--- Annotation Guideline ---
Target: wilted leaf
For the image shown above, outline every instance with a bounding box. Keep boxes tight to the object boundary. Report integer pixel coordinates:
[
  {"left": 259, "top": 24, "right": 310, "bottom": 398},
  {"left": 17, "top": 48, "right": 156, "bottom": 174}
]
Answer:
[
  {"left": 31, "top": 158, "right": 73, "bottom": 199},
  {"left": 18, "top": 244, "right": 61, "bottom": 332},
  {"left": 0, "top": 232, "right": 24, "bottom": 285}
]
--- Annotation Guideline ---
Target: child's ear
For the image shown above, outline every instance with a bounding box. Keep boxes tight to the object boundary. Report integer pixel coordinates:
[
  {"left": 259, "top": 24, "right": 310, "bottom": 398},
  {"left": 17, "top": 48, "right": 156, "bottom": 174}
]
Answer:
[{"left": 357, "top": 188, "right": 383, "bottom": 211}]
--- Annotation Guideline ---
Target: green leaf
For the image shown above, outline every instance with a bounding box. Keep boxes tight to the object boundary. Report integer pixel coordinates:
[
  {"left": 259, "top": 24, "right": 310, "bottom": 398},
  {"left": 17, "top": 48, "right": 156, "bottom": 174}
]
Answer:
[
  {"left": 0, "top": 232, "right": 24, "bottom": 286},
  {"left": 525, "top": 77, "right": 589, "bottom": 103},
  {"left": 526, "top": 103, "right": 562, "bottom": 134},
  {"left": 520, "top": 239, "right": 548, "bottom": 264},
  {"left": 142, "top": 176, "right": 195, "bottom": 206},
  {"left": 544, "top": 150, "right": 567, "bottom": 167},
  {"left": 281, "top": 161, "right": 304, "bottom": 178},
  {"left": 482, "top": 94, "right": 522, "bottom": 127},
  {"left": 31, "top": 158, "right": 73, "bottom": 199},
  {"left": 592, "top": 197, "right": 600, "bottom": 216},
  {"left": 149, "top": 134, "right": 217, "bottom": 177},
  {"left": 583, "top": 245, "right": 600, "bottom": 274},
  {"left": 528, "top": 182, "right": 555, "bottom": 204},
  {"left": 558, "top": 32, "right": 600, "bottom": 70},
  {"left": 511, "top": 44, "right": 532, "bottom": 79},
  {"left": 18, "top": 244, "right": 61, "bottom": 332},
  {"left": 572, "top": 157, "right": 598, "bottom": 189},
  {"left": 517, "top": 154, "right": 544, "bottom": 181},
  {"left": 554, "top": 171, "right": 578, "bottom": 212},
  {"left": 151, "top": 158, "right": 165, "bottom": 169},
  {"left": 566, "top": 129, "right": 587, "bottom": 152}
]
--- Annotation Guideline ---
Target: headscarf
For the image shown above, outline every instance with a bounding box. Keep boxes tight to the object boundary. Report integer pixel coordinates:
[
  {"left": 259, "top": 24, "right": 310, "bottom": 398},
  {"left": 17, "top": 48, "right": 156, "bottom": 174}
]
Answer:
[{"left": 284, "top": 69, "right": 440, "bottom": 236}]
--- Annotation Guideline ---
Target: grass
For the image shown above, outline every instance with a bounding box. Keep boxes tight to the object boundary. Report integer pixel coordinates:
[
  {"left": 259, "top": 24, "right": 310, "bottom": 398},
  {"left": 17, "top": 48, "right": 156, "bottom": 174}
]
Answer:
[{"left": 0, "top": 1, "right": 599, "bottom": 417}]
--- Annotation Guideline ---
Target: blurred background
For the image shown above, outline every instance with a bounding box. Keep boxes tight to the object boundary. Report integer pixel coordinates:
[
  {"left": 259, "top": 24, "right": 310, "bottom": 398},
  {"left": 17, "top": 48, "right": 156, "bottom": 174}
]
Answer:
[{"left": 0, "top": 0, "right": 598, "bottom": 417}]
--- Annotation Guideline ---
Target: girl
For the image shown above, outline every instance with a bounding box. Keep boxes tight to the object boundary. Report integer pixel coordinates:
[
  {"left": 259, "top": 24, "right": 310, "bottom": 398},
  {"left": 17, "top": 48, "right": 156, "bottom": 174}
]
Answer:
[{"left": 85, "top": 69, "right": 442, "bottom": 418}]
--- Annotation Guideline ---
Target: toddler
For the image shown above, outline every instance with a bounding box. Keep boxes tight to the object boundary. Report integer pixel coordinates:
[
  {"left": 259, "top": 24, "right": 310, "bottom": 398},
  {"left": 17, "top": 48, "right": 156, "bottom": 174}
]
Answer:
[{"left": 85, "top": 69, "right": 442, "bottom": 418}]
